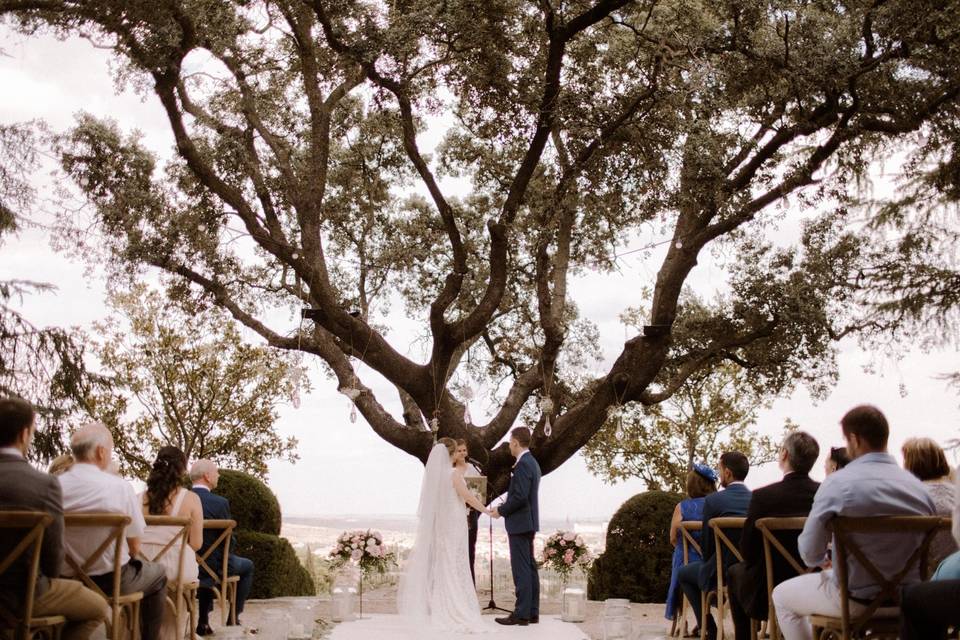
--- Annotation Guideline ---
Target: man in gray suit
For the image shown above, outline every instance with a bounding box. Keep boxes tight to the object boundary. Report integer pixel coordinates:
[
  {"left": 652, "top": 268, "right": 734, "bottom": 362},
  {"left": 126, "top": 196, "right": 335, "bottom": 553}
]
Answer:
[{"left": 0, "top": 397, "right": 108, "bottom": 640}]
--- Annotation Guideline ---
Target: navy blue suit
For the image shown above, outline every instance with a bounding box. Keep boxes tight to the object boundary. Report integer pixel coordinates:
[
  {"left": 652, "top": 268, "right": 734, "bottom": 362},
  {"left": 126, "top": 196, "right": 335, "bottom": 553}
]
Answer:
[
  {"left": 192, "top": 487, "right": 254, "bottom": 623},
  {"left": 497, "top": 451, "right": 541, "bottom": 620},
  {"left": 677, "top": 483, "right": 752, "bottom": 632}
]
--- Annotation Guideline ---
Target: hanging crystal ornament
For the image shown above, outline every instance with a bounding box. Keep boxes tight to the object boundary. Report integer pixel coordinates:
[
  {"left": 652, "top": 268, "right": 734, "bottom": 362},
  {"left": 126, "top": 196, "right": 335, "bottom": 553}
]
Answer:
[
  {"left": 290, "top": 360, "right": 305, "bottom": 409},
  {"left": 339, "top": 379, "right": 362, "bottom": 424},
  {"left": 462, "top": 386, "right": 475, "bottom": 424},
  {"left": 430, "top": 416, "right": 440, "bottom": 432},
  {"left": 540, "top": 396, "right": 555, "bottom": 437}
]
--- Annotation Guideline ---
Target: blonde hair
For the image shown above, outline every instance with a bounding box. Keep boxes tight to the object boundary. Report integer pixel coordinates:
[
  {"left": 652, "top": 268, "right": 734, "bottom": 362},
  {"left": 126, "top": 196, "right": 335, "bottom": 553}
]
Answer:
[
  {"left": 438, "top": 437, "right": 457, "bottom": 457},
  {"left": 47, "top": 454, "right": 75, "bottom": 476},
  {"left": 902, "top": 437, "right": 952, "bottom": 481}
]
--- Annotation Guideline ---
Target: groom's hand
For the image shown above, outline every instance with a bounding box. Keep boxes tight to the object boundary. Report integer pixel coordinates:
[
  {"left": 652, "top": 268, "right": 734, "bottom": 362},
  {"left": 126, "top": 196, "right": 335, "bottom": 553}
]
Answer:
[{"left": 491, "top": 508, "right": 501, "bottom": 519}]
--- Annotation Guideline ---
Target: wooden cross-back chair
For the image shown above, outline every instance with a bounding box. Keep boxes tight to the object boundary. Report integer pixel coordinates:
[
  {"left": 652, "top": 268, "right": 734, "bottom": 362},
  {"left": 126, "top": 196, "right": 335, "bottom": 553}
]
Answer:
[
  {"left": 809, "top": 515, "right": 949, "bottom": 640},
  {"left": 756, "top": 516, "right": 811, "bottom": 640},
  {"left": 706, "top": 517, "right": 755, "bottom": 640},
  {"left": 63, "top": 513, "right": 142, "bottom": 640},
  {"left": 197, "top": 520, "right": 239, "bottom": 627},
  {"left": 140, "top": 515, "right": 199, "bottom": 640},
  {"left": 670, "top": 521, "right": 704, "bottom": 638},
  {"left": 0, "top": 512, "right": 65, "bottom": 640}
]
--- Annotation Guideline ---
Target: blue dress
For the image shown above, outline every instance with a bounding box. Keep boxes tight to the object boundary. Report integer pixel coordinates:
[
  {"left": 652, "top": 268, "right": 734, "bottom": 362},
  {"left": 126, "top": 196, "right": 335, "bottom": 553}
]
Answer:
[{"left": 665, "top": 497, "right": 705, "bottom": 619}]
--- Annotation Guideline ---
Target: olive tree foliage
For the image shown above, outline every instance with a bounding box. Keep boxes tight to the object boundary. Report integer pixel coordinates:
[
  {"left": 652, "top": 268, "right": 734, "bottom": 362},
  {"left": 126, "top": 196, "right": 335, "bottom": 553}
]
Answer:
[
  {"left": 2, "top": 0, "right": 959, "bottom": 496},
  {"left": 583, "top": 362, "right": 787, "bottom": 492},
  {"left": 584, "top": 299, "right": 789, "bottom": 491},
  {"left": 0, "top": 123, "right": 103, "bottom": 459},
  {"left": 87, "top": 286, "right": 305, "bottom": 479}
]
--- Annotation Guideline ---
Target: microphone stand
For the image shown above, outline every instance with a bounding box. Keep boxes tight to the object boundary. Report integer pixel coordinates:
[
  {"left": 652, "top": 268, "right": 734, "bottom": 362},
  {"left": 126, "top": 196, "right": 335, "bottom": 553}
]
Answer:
[{"left": 483, "top": 506, "right": 511, "bottom": 614}]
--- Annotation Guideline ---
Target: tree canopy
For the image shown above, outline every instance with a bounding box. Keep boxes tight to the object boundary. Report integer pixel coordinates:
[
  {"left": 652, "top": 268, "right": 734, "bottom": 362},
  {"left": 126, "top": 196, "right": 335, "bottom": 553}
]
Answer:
[
  {"left": 584, "top": 363, "right": 786, "bottom": 492},
  {"left": 2, "top": 0, "right": 959, "bottom": 495},
  {"left": 0, "top": 123, "right": 103, "bottom": 459},
  {"left": 88, "top": 286, "right": 305, "bottom": 479}
]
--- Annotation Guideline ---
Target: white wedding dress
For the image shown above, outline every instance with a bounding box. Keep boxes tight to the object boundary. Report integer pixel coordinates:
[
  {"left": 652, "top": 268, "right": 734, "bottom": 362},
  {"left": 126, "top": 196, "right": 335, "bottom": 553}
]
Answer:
[{"left": 396, "top": 443, "right": 491, "bottom": 635}]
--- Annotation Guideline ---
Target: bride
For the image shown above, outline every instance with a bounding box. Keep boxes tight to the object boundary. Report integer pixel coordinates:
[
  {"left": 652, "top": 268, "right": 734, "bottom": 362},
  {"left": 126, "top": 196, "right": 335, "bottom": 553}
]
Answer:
[{"left": 398, "top": 437, "right": 493, "bottom": 633}]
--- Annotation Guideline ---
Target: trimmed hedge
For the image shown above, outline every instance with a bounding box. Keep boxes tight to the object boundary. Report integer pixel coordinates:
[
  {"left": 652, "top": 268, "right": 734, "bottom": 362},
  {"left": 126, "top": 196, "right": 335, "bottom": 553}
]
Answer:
[
  {"left": 210, "top": 470, "right": 312, "bottom": 598},
  {"left": 233, "top": 530, "right": 315, "bottom": 599},
  {"left": 216, "top": 469, "right": 282, "bottom": 535},
  {"left": 588, "top": 490, "right": 682, "bottom": 603}
]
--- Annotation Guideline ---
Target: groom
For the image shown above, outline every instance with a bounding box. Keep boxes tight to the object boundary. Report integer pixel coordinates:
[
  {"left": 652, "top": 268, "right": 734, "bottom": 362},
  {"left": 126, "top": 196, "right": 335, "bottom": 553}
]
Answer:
[{"left": 492, "top": 427, "right": 541, "bottom": 626}]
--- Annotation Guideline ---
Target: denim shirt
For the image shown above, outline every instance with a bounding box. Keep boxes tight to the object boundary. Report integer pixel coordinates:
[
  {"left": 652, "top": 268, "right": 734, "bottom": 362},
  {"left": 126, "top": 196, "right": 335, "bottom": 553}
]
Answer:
[{"left": 798, "top": 452, "right": 936, "bottom": 599}]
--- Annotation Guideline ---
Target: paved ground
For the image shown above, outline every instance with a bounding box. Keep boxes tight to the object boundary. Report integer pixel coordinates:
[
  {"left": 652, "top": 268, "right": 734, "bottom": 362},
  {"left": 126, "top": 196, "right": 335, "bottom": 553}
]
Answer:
[{"left": 207, "top": 584, "right": 702, "bottom": 640}]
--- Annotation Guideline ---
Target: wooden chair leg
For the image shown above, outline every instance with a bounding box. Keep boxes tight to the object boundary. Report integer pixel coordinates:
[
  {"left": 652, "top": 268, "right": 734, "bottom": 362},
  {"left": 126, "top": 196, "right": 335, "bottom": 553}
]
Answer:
[
  {"left": 701, "top": 592, "right": 710, "bottom": 640},
  {"left": 185, "top": 591, "right": 197, "bottom": 640},
  {"left": 228, "top": 582, "right": 238, "bottom": 626},
  {"left": 717, "top": 588, "right": 726, "bottom": 640},
  {"left": 767, "top": 600, "right": 779, "bottom": 640}
]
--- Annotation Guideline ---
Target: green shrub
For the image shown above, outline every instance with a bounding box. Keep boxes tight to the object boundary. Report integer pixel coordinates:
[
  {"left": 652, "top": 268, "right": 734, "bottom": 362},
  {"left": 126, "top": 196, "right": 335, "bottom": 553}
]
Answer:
[
  {"left": 588, "top": 490, "right": 682, "bottom": 603},
  {"left": 216, "top": 469, "right": 281, "bottom": 535},
  {"left": 233, "top": 530, "right": 314, "bottom": 599}
]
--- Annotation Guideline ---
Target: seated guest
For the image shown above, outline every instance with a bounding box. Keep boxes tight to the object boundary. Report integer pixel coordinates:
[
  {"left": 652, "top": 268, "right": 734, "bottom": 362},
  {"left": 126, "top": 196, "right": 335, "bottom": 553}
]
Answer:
[
  {"left": 901, "top": 470, "right": 960, "bottom": 639},
  {"left": 48, "top": 453, "right": 75, "bottom": 476},
  {"left": 727, "top": 432, "right": 820, "bottom": 640},
  {"left": 140, "top": 446, "right": 202, "bottom": 640},
  {"left": 0, "top": 398, "right": 108, "bottom": 640},
  {"left": 824, "top": 446, "right": 849, "bottom": 476},
  {"left": 902, "top": 437, "right": 957, "bottom": 568},
  {"left": 665, "top": 463, "right": 718, "bottom": 624},
  {"left": 190, "top": 459, "right": 254, "bottom": 634},
  {"left": 677, "top": 452, "right": 752, "bottom": 640},
  {"left": 59, "top": 422, "right": 167, "bottom": 640},
  {"left": 772, "top": 405, "right": 935, "bottom": 640}
]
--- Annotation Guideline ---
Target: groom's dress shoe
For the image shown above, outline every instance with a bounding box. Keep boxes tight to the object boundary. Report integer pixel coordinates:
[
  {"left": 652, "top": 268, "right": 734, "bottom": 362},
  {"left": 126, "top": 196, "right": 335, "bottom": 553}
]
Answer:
[
  {"left": 530, "top": 616, "right": 539, "bottom": 624},
  {"left": 495, "top": 616, "right": 529, "bottom": 626}
]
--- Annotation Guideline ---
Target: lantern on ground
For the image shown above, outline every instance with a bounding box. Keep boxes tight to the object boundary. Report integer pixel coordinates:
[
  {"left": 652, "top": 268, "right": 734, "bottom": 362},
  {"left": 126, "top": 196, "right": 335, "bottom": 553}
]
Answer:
[{"left": 561, "top": 586, "right": 586, "bottom": 622}]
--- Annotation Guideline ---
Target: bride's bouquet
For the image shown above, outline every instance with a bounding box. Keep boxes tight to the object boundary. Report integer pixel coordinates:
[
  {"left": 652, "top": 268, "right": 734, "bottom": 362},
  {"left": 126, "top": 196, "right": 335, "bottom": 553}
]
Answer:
[
  {"left": 541, "top": 530, "right": 592, "bottom": 579},
  {"left": 330, "top": 529, "right": 395, "bottom": 576}
]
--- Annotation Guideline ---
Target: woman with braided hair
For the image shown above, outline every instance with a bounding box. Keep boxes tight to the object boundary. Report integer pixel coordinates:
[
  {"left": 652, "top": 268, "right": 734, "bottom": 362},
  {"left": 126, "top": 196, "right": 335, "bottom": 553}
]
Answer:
[{"left": 140, "top": 446, "right": 203, "bottom": 640}]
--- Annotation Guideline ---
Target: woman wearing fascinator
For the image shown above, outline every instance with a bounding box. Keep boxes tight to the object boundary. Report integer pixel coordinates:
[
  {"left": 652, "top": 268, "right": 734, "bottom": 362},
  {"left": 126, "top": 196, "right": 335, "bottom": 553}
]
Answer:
[{"left": 665, "top": 463, "right": 718, "bottom": 628}]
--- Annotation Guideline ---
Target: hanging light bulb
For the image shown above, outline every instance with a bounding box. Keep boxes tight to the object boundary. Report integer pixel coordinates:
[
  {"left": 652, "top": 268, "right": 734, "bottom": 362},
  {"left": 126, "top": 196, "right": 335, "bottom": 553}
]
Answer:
[
  {"left": 292, "top": 390, "right": 301, "bottom": 409},
  {"left": 430, "top": 417, "right": 440, "bottom": 432},
  {"left": 350, "top": 404, "right": 357, "bottom": 423}
]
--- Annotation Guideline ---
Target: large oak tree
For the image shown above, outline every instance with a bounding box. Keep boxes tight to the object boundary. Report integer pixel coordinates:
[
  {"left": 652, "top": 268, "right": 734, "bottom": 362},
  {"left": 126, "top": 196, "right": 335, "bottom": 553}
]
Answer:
[{"left": 3, "top": 0, "right": 958, "bottom": 496}]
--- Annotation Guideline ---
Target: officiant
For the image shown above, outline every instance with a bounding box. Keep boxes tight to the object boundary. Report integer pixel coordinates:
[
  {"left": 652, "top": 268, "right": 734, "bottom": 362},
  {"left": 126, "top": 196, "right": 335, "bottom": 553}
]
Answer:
[{"left": 455, "top": 439, "right": 483, "bottom": 584}]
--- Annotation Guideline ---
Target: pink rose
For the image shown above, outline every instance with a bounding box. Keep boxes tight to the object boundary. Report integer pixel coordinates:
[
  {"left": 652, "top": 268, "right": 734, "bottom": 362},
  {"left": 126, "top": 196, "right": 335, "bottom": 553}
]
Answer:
[
  {"left": 351, "top": 549, "right": 362, "bottom": 561},
  {"left": 563, "top": 532, "right": 576, "bottom": 542}
]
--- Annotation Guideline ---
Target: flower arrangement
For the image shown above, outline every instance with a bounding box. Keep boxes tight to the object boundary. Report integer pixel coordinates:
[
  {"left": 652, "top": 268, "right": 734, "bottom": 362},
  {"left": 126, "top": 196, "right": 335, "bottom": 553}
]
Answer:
[
  {"left": 330, "top": 530, "right": 395, "bottom": 576},
  {"left": 541, "top": 530, "right": 592, "bottom": 579}
]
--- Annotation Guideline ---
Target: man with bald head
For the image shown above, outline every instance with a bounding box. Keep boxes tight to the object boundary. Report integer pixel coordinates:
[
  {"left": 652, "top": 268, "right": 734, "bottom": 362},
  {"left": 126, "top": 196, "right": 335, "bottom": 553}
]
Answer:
[
  {"left": 191, "top": 459, "right": 254, "bottom": 634},
  {"left": 59, "top": 422, "right": 167, "bottom": 640}
]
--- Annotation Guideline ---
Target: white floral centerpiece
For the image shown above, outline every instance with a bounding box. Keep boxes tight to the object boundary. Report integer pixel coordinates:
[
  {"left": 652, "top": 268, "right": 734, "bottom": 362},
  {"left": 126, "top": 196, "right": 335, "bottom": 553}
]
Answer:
[
  {"left": 330, "top": 529, "right": 395, "bottom": 575},
  {"left": 330, "top": 530, "right": 395, "bottom": 618},
  {"left": 541, "top": 530, "right": 592, "bottom": 580}
]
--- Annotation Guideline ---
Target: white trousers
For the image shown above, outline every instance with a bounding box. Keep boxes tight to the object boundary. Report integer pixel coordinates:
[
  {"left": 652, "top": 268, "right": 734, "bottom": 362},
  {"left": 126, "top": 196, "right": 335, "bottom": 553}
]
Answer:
[{"left": 772, "top": 571, "right": 867, "bottom": 640}]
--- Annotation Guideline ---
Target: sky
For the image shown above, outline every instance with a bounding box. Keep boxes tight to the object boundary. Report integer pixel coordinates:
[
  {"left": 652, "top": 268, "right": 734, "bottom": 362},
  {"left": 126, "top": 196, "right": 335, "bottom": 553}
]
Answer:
[{"left": 1, "top": 28, "right": 958, "bottom": 523}]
